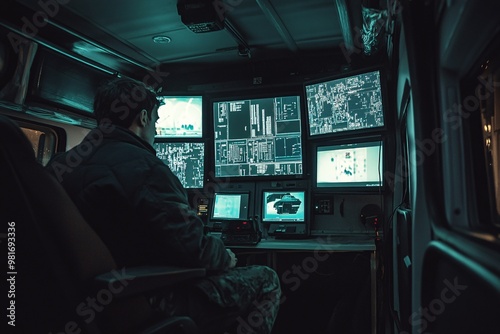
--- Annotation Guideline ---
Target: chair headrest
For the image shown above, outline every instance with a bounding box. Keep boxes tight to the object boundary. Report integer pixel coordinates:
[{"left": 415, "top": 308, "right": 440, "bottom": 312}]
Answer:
[{"left": 0, "top": 114, "right": 117, "bottom": 280}]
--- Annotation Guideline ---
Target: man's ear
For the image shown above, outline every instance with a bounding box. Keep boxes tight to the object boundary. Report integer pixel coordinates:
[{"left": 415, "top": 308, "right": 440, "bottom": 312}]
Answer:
[{"left": 138, "top": 109, "right": 149, "bottom": 127}]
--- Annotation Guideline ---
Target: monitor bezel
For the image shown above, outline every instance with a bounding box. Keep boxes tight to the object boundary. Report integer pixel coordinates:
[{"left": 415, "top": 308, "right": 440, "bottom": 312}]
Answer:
[
  {"left": 209, "top": 191, "right": 252, "bottom": 221},
  {"left": 312, "top": 136, "right": 385, "bottom": 192},
  {"left": 303, "top": 66, "right": 387, "bottom": 139},
  {"left": 261, "top": 188, "right": 308, "bottom": 224},
  {"left": 155, "top": 94, "right": 204, "bottom": 139},
  {"left": 210, "top": 90, "right": 306, "bottom": 181},
  {"left": 153, "top": 139, "right": 206, "bottom": 189}
]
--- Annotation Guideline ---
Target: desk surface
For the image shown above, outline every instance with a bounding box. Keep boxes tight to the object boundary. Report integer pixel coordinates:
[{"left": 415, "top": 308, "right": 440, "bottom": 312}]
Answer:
[{"left": 231, "top": 235, "right": 376, "bottom": 251}]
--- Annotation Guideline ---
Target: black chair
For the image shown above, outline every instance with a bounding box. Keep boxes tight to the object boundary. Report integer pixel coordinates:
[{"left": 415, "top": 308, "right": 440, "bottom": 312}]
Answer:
[{"left": 0, "top": 114, "right": 205, "bottom": 333}]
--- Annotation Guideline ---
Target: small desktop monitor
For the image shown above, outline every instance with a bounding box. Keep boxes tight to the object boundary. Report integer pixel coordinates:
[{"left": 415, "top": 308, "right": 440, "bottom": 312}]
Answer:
[
  {"left": 154, "top": 142, "right": 205, "bottom": 188},
  {"left": 262, "top": 190, "right": 306, "bottom": 222},
  {"left": 315, "top": 140, "right": 383, "bottom": 190},
  {"left": 211, "top": 192, "right": 250, "bottom": 221},
  {"left": 156, "top": 96, "right": 203, "bottom": 138},
  {"left": 305, "top": 69, "right": 384, "bottom": 137},
  {"left": 262, "top": 190, "right": 308, "bottom": 237},
  {"left": 213, "top": 95, "right": 303, "bottom": 178}
]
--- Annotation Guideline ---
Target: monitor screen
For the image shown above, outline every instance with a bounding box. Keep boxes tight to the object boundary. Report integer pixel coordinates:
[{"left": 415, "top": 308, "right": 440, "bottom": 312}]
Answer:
[
  {"left": 305, "top": 70, "right": 384, "bottom": 136},
  {"left": 154, "top": 142, "right": 205, "bottom": 188},
  {"left": 213, "top": 95, "right": 303, "bottom": 178},
  {"left": 262, "top": 191, "right": 306, "bottom": 222},
  {"left": 156, "top": 96, "right": 203, "bottom": 138},
  {"left": 211, "top": 192, "right": 250, "bottom": 220},
  {"left": 316, "top": 140, "right": 383, "bottom": 189}
]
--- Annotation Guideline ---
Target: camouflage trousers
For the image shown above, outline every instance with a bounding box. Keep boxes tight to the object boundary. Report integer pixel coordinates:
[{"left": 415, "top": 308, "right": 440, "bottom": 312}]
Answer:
[{"left": 151, "top": 265, "right": 281, "bottom": 334}]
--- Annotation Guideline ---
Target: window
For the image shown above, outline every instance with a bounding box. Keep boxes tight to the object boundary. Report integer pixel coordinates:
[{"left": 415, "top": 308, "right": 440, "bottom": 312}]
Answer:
[
  {"left": 20, "top": 125, "right": 56, "bottom": 166},
  {"left": 464, "top": 61, "right": 500, "bottom": 226}
]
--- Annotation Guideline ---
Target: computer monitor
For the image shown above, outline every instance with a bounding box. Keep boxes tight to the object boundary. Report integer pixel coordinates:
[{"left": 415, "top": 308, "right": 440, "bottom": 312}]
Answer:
[
  {"left": 211, "top": 192, "right": 250, "bottom": 221},
  {"left": 305, "top": 69, "right": 384, "bottom": 137},
  {"left": 262, "top": 190, "right": 308, "bottom": 237},
  {"left": 156, "top": 96, "right": 203, "bottom": 138},
  {"left": 262, "top": 190, "right": 306, "bottom": 223},
  {"left": 315, "top": 140, "right": 383, "bottom": 190},
  {"left": 154, "top": 142, "right": 205, "bottom": 188},
  {"left": 213, "top": 95, "right": 303, "bottom": 178}
]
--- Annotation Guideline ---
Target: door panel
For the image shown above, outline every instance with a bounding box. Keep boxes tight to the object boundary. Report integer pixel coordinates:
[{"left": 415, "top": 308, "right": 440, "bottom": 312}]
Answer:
[
  {"left": 420, "top": 241, "right": 500, "bottom": 333},
  {"left": 394, "top": 208, "right": 412, "bottom": 332}
]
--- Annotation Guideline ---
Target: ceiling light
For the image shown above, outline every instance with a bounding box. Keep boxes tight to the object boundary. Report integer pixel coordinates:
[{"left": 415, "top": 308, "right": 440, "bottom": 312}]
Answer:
[{"left": 152, "top": 36, "right": 172, "bottom": 44}]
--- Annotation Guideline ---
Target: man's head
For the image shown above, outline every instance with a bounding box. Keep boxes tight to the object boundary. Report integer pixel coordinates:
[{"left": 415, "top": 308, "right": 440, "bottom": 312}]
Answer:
[{"left": 94, "top": 77, "right": 160, "bottom": 145}]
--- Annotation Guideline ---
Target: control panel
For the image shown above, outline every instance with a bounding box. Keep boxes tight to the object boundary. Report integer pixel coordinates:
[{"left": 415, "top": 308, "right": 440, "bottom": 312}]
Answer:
[{"left": 211, "top": 218, "right": 261, "bottom": 246}]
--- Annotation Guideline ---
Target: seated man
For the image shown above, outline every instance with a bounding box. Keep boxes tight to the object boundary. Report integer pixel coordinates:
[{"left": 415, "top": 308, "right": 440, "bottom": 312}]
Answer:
[{"left": 47, "top": 77, "right": 281, "bottom": 334}]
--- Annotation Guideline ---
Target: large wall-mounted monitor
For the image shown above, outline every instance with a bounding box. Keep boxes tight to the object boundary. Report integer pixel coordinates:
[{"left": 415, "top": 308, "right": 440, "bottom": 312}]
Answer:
[
  {"left": 315, "top": 140, "right": 384, "bottom": 190},
  {"left": 154, "top": 142, "right": 205, "bottom": 188},
  {"left": 305, "top": 69, "right": 384, "bottom": 137},
  {"left": 210, "top": 192, "right": 250, "bottom": 221},
  {"left": 156, "top": 96, "right": 203, "bottom": 138},
  {"left": 213, "top": 95, "right": 303, "bottom": 178}
]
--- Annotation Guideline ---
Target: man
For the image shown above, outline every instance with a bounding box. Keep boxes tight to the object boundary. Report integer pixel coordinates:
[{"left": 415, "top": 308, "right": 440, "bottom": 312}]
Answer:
[{"left": 47, "top": 77, "right": 281, "bottom": 333}]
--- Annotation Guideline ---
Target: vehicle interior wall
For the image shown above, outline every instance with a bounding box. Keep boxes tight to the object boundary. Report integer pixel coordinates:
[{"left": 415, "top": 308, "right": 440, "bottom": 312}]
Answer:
[
  {"left": 434, "top": 0, "right": 500, "bottom": 295},
  {"left": 400, "top": 0, "right": 500, "bottom": 333},
  {"left": 391, "top": 19, "right": 413, "bottom": 333},
  {"left": 433, "top": 2, "right": 500, "bottom": 331},
  {"left": 395, "top": 1, "right": 439, "bottom": 332}
]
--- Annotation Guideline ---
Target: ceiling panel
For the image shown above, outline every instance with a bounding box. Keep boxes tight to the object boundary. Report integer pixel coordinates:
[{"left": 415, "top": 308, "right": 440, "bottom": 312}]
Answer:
[{"left": 3, "top": 0, "right": 386, "bottom": 85}]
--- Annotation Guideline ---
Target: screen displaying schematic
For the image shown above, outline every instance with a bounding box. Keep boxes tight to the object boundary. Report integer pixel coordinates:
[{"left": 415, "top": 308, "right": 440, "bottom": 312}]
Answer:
[
  {"left": 154, "top": 142, "right": 205, "bottom": 188},
  {"left": 213, "top": 95, "right": 303, "bottom": 178},
  {"left": 305, "top": 70, "right": 384, "bottom": 136}
]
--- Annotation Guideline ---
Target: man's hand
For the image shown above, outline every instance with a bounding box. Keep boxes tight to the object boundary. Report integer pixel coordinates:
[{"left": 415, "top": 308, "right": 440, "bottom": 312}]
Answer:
[{"left": 226, "top": 248, "right": 238, "bottom": 268}]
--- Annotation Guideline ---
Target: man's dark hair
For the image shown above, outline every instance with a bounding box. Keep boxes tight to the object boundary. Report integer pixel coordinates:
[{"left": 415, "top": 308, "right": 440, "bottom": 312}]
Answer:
[{"left": 93, "top": 77, "right": 160, "bottom": 128}]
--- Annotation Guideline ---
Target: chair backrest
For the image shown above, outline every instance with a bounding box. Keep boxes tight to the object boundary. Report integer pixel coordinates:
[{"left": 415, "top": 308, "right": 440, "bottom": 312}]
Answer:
[{"left": 0, "top": 115, "right": 154, "bottom": 333}]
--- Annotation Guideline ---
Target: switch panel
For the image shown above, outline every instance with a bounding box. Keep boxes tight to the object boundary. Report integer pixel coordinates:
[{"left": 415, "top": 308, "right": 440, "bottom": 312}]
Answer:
[{"left": 314, "top": 195, "right": 334, "bottom": 214}]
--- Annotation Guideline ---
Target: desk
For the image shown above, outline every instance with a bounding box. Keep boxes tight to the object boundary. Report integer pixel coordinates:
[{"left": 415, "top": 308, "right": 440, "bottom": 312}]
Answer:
[{"left": 231, "top": 236, "right": 377, "bottom": 334}]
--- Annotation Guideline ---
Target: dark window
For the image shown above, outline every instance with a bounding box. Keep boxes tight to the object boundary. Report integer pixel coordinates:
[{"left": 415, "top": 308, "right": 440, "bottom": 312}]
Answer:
[{"left": 19, "top": 124, "right": 57, "bottom": 166}]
